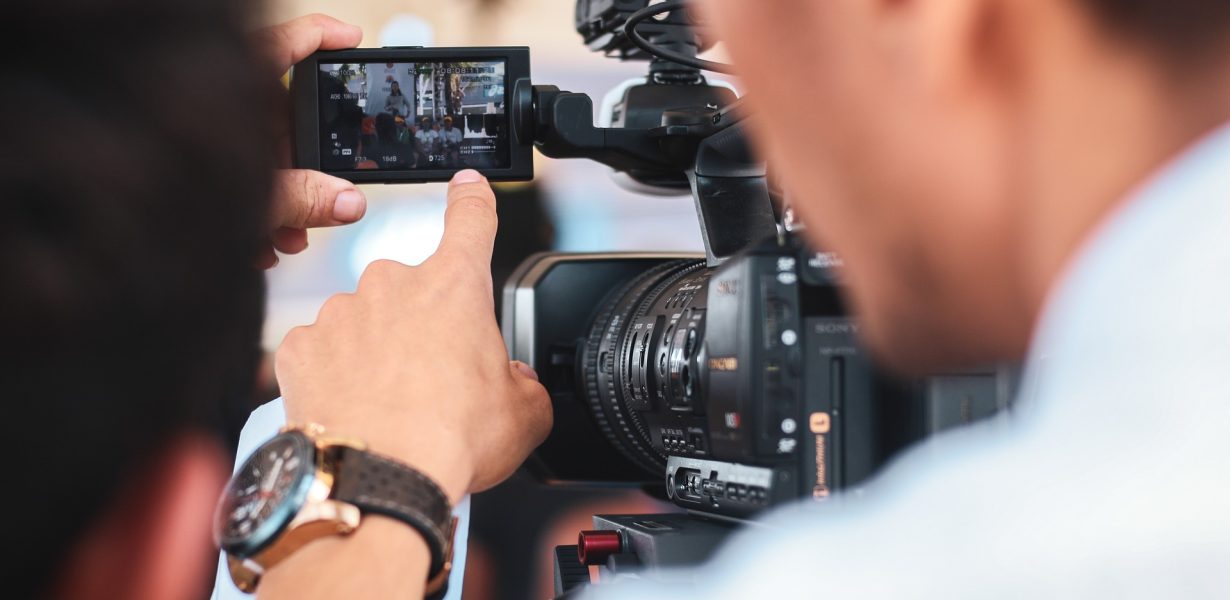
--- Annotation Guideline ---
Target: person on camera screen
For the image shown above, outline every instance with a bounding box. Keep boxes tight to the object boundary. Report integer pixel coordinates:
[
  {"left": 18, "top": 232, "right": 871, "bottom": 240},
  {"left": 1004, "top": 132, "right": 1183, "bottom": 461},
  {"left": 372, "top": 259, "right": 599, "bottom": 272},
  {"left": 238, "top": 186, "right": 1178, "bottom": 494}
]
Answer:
[
  {"left": 441, "top": 115, "right": 463, "bottom": 167},
  {"left": 368, "top": 112, "right": 414, "bottom": 170},
  {"left": 7, "top": 0, "right": 1230, "bottom": 599},
  {"left": 384, "top": 78, "right": 410, "bottom": 117},
  {"left": 415, "top": 114, "right": 439, "bottom": 158}
]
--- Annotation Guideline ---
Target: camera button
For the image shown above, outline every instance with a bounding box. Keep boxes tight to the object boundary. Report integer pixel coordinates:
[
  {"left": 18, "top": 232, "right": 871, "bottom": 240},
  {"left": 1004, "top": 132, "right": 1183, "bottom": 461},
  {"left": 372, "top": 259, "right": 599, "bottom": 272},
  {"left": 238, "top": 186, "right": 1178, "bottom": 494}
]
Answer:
[{"left": 780, "top": 329, "right": 798, "bottom": 347}]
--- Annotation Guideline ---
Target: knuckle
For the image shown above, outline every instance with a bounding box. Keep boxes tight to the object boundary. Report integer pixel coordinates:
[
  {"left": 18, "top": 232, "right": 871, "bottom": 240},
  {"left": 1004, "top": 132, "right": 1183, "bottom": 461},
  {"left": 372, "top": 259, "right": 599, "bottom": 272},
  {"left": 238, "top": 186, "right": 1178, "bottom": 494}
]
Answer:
[
  {"left": 367, "top": 258, "right": 403, "bottom": 276},
  {"left": 535, "top": 386, "right": 554, "bottom": 429},
  {"left": 449, "top": 181, "right": 495, "bottom": 200},
  {"left": 450, "top": 193, "right": 495, "bottom": 217},
  {"left": 515, "top": 383, "right": 554, "bottom": 445},
  {"left": 254, "top": 26, "right": 280, "bottom": 51},
  {"left": 317, "top": 292, "right": 354, "bottom": 321},
  {"left": 281, "top": 324, "right": 309, "bottom": 347},
  {"left": 358, "top": 259, "right": 406, "bottom": 290},
  {"left": 298, "top": 173, "right": 328, "bottom": 224},
  {"left": 276, "top": 325, "right": 311, "bottom": 364},
  {"left": 275, "top": 170, "right": 315, "bottom": 227},
  {"left": 305, "top": 13, "right": 332, "bottom": 28}
]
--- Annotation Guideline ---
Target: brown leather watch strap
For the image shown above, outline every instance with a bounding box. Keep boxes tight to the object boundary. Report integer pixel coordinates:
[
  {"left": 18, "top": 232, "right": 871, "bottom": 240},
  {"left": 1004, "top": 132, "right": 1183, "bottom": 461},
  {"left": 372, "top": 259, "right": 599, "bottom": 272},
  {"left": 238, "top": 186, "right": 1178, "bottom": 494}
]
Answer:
[{"left": 329, "top": 446, "right": 453, "bottom": 579}]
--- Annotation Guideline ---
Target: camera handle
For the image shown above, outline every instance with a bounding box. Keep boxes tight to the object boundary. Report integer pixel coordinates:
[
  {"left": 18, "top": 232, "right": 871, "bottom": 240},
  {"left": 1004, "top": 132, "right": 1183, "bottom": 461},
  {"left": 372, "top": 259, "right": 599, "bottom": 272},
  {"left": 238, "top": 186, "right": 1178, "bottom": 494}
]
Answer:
[
  {"left": 685, "top": 106, "right": 778, "bottom": 266},
  {"left": 515, "top": 79, "right": 778, "bottom": 267}
]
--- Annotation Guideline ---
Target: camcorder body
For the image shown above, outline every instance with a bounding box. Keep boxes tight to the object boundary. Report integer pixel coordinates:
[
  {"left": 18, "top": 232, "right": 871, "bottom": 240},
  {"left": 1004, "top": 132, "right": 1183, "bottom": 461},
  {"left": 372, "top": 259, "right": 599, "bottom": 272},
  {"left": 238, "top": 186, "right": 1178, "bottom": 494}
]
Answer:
[
  {"left": 504, "top": 6, "right": 1016, "bottom": 592},
  {"left": 503, "top": 235, "right": 1014, "bottom": 522}
]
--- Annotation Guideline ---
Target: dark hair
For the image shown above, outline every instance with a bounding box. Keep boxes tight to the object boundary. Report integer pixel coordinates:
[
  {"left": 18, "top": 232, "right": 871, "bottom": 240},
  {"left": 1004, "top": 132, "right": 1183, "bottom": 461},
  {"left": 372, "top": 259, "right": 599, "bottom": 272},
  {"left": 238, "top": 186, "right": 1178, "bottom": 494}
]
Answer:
[
  {"left": 1083, "top": 0, "right": 1230, "bottom": 56},
  {"left": 0, "top": 0, "right": 275, "bottom": 595},
  {"left": 376, "top": 112, "right": 400, "bottom": 143}
]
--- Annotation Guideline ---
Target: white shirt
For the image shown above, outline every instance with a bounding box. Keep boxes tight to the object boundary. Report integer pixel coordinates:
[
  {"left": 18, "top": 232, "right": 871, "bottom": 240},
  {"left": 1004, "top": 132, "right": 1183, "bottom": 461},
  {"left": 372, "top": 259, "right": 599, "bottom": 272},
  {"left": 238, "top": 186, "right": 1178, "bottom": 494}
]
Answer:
[
  {"left": 441, "top": 127, "right": 463, "bottom": 146},
  {"left": 416, "top": 129, "right": 439, "bottom": 146},
  {"left": 586, "top": 125, "right": 1230, "bottom": 599}
]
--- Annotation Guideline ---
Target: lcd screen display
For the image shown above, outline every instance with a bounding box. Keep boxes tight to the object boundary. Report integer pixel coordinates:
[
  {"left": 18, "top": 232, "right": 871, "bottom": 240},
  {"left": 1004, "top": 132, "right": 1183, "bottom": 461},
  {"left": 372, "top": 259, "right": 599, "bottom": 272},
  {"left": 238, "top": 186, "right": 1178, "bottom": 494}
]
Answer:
[{"left": 317, "top": 60, "right": 508, "bottom": 171}]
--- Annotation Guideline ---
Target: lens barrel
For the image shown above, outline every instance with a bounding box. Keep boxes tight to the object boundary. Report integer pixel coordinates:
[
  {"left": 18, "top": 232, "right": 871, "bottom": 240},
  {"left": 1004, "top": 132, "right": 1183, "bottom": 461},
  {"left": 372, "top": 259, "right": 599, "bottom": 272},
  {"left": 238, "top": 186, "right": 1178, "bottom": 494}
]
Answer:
[{"left": 578, "top": 259, "right": 709, "bottom": 476}]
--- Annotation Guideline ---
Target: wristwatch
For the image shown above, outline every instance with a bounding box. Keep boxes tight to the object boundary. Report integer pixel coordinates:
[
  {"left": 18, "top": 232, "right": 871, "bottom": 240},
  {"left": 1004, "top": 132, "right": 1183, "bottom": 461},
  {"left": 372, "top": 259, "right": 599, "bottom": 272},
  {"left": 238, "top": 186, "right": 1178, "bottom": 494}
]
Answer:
[{"left": 214, "top": 423, "right": 457, "bottom": 597}]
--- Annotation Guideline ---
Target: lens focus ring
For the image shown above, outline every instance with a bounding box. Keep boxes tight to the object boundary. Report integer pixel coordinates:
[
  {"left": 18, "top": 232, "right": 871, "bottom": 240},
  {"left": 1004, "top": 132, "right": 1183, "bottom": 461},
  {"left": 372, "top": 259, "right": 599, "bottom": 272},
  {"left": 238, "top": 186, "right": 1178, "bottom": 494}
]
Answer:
[{"left": 579, "top": 260, "right": 704, "bottom": 476}]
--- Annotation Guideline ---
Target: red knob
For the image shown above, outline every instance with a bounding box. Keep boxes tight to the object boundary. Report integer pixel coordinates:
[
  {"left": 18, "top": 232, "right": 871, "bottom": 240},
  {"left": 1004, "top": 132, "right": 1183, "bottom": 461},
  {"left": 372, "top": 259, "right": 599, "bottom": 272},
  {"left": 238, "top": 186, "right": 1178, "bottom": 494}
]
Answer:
[{"left": 577, "top": 530, "right": 623, "bottom": 566}]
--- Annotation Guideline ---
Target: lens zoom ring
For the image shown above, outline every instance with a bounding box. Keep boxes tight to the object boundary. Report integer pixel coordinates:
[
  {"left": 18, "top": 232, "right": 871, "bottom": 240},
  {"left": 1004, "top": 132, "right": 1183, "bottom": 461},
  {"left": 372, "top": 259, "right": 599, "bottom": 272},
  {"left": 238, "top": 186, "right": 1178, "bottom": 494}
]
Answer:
[
  {"left": 581, "top": 262, "right": 691, "bottom": 475},
  {"left": 616, "top": 261, "right": 706, "bottom": 452}
]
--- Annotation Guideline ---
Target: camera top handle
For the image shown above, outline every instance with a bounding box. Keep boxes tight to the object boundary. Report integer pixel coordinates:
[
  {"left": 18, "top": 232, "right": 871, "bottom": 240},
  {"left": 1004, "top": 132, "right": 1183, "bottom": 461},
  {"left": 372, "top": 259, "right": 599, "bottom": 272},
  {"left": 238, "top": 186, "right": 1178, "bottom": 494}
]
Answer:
[
  {"left": 510, "top": 0, "right": 777, "bottom": 266},
  {"left": 514, "top": 81, "right": 776, "bottom": 267}
]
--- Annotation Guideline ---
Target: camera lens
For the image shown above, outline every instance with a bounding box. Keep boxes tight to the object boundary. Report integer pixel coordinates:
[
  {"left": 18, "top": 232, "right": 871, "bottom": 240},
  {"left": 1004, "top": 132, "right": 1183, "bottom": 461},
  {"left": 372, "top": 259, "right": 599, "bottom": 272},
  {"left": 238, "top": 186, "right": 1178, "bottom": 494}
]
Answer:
[{"left": 578, "top": 259, "right": 708, "bottom": 476}]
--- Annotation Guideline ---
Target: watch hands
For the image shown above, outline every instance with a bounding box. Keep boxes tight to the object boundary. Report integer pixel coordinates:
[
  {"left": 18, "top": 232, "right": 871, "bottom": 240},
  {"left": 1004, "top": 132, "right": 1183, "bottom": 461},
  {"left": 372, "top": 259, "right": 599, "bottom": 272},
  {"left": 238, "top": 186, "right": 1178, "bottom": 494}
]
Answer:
[{"left": 250, "top": 456, "right": 285, "bottom": 514}]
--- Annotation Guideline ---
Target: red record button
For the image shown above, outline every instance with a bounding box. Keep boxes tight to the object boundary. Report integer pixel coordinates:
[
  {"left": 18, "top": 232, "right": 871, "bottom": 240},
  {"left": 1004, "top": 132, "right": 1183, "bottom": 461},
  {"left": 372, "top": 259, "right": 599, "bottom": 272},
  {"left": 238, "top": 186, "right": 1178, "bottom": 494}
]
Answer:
[{"left": 577, "top": 530, "right": 623, "bottom": 566}]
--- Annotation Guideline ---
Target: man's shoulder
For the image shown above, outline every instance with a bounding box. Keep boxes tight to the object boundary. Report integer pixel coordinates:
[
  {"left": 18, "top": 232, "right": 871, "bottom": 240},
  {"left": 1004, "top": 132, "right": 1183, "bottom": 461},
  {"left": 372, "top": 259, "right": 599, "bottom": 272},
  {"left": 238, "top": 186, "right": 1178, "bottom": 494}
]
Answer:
[
  {"left": 1033, "top": 124, "right": 1230, "bottom": 365},
  {"left": 1023, "top": 123, "right": 1230, "bottom": 443}
]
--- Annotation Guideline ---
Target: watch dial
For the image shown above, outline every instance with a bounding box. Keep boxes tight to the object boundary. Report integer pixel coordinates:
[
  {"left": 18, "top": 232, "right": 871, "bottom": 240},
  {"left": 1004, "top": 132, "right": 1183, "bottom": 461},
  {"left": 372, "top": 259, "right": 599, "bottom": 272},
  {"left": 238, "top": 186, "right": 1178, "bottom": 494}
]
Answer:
[{"left": 215, "top": 431, "right": 315, "bottom": 556}]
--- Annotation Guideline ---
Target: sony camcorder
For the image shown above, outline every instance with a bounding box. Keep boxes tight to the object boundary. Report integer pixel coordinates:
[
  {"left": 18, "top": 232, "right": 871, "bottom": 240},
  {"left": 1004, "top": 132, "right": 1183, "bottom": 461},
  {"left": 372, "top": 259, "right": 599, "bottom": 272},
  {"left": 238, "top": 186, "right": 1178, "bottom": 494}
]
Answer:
[
  {"left": 503, "top": 237, "right": 1014, "bottom": 521},
  {"left": 505, "top": 6, "right": 1015, "bottom": 590}
]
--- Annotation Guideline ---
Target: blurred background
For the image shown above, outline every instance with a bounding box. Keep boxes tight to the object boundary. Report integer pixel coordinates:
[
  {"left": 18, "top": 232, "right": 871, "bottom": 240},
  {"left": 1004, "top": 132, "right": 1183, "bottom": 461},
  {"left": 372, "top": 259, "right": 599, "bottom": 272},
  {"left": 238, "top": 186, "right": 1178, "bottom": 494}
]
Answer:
[{"left": 254, "top": 0, "right": 724, "bottom": 598}]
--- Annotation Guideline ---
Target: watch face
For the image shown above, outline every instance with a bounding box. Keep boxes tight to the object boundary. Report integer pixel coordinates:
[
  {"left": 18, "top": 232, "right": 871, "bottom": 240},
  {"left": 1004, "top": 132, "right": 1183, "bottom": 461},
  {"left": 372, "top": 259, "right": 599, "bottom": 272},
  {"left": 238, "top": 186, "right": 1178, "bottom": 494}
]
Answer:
[{"left": 214, "top": 430, "right": 316, "bottom": 557}]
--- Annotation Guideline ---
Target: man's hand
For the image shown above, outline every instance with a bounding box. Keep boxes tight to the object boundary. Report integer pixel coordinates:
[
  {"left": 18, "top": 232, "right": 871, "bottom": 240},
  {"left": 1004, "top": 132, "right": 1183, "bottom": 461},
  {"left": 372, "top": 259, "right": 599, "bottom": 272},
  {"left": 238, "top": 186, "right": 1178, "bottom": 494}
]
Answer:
[
  {"left": 275, "top": 170, "right": 553, "bottom": 503},
  {"left": 255, "top": 14, "right": 368, "bottom": 268}
]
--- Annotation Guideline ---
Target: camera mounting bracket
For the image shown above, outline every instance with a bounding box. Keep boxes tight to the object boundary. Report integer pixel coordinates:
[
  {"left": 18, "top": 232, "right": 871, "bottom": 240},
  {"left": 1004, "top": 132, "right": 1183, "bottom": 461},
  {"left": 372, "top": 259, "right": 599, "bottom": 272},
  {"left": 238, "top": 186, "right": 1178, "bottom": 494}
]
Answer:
[{"left": 520, "top": 81, "right": 777, "bottom": 266}]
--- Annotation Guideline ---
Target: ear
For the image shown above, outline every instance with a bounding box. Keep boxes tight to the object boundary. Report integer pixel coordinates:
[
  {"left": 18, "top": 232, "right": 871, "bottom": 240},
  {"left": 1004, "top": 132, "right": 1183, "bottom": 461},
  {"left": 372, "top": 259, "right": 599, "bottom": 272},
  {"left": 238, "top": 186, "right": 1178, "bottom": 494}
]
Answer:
[
  {"left": 876, "top": 0, "right": 1016, "bottom": 98},
  {"left": 52, "top": 435, "right": 229, "bottom": 600}
]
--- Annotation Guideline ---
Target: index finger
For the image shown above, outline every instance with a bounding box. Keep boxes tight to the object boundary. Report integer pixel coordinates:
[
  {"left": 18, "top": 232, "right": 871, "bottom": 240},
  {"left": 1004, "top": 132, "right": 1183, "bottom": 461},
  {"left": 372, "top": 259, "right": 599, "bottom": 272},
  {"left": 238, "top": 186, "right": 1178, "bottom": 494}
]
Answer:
[
  {"left": 436, "top": 170, "right": 498, "bottom": 269},
  {"left": 255, "top": 14, "right": 363, "bottom": 74}
]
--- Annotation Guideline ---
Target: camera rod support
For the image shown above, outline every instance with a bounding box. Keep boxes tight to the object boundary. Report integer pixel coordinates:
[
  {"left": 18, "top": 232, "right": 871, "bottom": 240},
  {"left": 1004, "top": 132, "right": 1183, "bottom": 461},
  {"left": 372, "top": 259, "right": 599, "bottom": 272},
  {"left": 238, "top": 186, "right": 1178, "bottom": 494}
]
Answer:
[{"left": 517, "top": 80, "right": 778, "bottom": 266}]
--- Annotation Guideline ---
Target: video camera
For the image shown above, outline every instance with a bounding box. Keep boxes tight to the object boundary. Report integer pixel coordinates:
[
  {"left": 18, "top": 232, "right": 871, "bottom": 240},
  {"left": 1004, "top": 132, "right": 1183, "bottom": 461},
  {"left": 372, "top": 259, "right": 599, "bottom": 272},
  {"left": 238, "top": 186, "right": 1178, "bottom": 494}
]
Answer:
[{"left": 506, "top": 1, "right": 1016, "bottom": 595}]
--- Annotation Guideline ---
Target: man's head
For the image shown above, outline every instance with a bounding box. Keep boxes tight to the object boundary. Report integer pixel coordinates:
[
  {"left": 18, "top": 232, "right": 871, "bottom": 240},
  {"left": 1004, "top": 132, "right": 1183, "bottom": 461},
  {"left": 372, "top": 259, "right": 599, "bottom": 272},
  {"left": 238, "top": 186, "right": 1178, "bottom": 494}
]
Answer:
[
  {"left": 376, "top": 112, "right": 399, "bottom": 143},
  {"left": 2, "top": 0, "right": 274, "bottom": 596},
  {"left": 701, "top": 0, "right": 1230, "bottom": 372}
]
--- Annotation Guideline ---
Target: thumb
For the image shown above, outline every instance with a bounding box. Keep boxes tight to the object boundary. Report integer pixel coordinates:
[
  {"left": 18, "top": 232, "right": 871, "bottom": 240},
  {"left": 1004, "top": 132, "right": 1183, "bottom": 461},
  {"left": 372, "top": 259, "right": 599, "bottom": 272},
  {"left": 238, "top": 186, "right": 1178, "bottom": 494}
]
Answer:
[
  {"left": 510, "top": 360, "right": 539, "bottom": 382},
  {"left": 509, "top": 360, "right": 552, "bottom": 446},
  {"left": 272, "top": 169, "right": 367, "bottom": 230}
]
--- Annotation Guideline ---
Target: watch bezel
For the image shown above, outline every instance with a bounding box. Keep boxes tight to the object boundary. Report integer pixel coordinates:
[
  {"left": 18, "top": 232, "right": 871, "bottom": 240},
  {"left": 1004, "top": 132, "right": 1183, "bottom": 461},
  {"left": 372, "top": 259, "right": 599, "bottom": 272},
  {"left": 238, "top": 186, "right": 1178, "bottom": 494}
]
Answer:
[{"left": 215, "top": 430, "right": 318, "bottom": 558}]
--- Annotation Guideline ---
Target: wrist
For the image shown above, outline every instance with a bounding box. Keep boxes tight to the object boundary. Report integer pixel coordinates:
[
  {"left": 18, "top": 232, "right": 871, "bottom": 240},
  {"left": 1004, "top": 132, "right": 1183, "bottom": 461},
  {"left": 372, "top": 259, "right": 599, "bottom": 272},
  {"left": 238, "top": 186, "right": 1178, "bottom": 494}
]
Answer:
[
  {"left": 260, "top": 515, "right": 431, "bottom": 600},
  {"left": 367, "top": 436, "right": 472, "bottom": 506},
  {"left": 218, "top": 424, "right": 458, "bottom": 596},
  {"left": 291, "top": 416, "right": 473, "bottom": 504}
]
